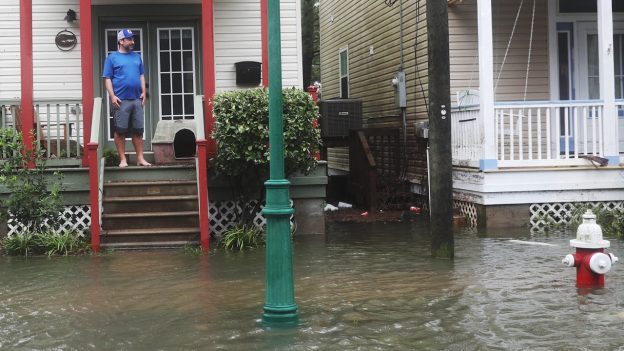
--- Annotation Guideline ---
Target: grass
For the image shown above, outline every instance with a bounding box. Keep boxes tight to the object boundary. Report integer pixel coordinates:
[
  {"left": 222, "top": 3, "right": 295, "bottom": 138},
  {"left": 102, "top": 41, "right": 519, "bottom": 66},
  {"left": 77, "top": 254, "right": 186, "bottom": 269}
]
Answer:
[
  {"left": 220, "top": 224, "right": 264, "bottom": 251},
  {"left": 1, "top": 230, "right": 91, "bottom": 257}
]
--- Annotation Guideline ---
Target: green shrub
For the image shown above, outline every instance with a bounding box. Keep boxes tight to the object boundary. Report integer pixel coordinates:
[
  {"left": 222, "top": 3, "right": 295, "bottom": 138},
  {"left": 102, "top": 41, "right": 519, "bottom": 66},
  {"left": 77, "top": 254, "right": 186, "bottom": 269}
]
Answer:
[
  {"left": 0, "top": 128, "right": 63, "bottom": 233},
  {"left": 2, "top": 232, "right": 38, "bottom": 256},
  {"left": 220, "top": 224, "right": 264, "bottom": 251},
  {"left": 569, "top": 205, "right": 624, "bottom": 239},
  {"left": 103, "top": 148, "right": 120, "bottom": 167},
  {"left": 212, "top": 88, "right": 321, "bottom": 226},
  {"left": 1, "top": 230, "right": 90, "bottom": 257}
]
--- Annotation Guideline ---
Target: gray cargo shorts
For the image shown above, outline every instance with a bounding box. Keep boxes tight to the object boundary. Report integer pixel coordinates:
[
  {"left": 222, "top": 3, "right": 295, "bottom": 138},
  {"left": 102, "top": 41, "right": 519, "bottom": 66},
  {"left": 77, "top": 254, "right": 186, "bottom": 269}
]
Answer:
[{"left": 113, "top": 99, "right": 144, "bottom": 136}]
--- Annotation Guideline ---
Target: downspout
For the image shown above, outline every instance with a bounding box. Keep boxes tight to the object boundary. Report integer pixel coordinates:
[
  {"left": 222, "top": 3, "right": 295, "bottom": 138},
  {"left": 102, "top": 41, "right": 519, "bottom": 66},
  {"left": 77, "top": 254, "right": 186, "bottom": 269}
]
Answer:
[{"left": 399, "top": 0, "right": 407, "bottom": 176}]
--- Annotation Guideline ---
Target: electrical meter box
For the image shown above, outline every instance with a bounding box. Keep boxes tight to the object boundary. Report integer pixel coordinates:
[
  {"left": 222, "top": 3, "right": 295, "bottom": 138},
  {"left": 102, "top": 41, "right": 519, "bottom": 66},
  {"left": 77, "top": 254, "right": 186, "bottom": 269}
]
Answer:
[{"left": 392, "top": 71, "right": 407, "bottom": 108}]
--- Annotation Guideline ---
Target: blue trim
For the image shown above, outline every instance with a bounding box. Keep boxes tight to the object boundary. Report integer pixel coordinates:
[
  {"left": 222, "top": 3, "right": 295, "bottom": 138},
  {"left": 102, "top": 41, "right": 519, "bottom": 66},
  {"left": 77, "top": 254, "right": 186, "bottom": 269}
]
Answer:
[
  {"left": 605, "top": 156, "right": 620, "bottom": 166},
  {"left": 480, "top": 159, "right": 498, "bottom": 170}
]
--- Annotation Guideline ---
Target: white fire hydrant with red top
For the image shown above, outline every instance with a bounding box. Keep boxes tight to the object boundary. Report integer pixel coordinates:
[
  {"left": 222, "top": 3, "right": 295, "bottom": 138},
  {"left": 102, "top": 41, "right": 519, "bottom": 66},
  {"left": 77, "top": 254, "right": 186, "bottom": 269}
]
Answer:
[{"left": 562, "top": 210, "right": 618, "bottom": 288}]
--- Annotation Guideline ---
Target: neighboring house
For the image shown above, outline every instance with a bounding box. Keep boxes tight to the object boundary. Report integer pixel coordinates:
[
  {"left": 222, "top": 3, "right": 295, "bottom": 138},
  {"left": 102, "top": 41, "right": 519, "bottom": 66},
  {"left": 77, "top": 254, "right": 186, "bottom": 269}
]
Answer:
[
  {"left": 0, "top": 0, "right": 314, "bottom": 247},
  {"left": 320, "top": 0, "right": 624, "bottom": 230}
]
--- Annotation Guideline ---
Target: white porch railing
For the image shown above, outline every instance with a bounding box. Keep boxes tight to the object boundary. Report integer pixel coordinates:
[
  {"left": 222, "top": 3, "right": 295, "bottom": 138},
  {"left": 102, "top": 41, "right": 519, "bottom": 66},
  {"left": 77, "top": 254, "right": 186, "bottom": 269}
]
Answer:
[
  {"left": 452, "top": 100, "right": 608, "bottom": 168},
  {"left": 0, "top": 100, "right": 83, "bottom": 164}
]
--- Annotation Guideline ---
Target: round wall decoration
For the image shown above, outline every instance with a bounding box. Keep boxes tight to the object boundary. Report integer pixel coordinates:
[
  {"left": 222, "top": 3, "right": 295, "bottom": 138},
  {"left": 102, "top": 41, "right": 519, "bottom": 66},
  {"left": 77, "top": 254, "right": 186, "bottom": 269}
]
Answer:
[{"left": 55, "top": 30, "right": 77, "bottom": 51}]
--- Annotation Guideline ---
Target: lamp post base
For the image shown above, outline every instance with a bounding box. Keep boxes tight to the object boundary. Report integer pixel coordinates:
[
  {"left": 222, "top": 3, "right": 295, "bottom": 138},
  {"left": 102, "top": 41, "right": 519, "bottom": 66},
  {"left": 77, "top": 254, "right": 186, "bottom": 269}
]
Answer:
[{"left": 262, "top": 305, "right": 299, "bottom": 326}]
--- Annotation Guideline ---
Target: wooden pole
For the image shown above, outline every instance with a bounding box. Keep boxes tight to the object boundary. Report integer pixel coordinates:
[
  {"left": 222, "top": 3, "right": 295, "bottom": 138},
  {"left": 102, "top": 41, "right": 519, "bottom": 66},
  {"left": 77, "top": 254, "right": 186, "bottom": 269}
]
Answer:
[{"left": 427, "top": 0, "right": 454, "bottom": 258}]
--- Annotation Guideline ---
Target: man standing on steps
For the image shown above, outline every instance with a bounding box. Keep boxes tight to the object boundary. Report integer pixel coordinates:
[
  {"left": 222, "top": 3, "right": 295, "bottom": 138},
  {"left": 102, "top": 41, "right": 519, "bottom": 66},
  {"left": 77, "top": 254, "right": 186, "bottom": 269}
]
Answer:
[{"left": 102, "top": 28, "right": 152, "bottom": 167}]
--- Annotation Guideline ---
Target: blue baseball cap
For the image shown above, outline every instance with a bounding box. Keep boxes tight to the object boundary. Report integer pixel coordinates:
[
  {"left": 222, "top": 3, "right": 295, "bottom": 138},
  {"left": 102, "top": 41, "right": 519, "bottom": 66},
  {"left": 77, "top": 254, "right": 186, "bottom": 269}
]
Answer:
[{"left": 117, "top": 29, "right": 134, "bottom": 41}]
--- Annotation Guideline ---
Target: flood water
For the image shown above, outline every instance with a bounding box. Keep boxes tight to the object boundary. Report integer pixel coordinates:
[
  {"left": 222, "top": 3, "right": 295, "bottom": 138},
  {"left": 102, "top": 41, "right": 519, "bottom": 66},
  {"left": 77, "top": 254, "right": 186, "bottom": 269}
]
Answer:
[{"left": 1, "top": 221, "right": 624, "bottom": 350}]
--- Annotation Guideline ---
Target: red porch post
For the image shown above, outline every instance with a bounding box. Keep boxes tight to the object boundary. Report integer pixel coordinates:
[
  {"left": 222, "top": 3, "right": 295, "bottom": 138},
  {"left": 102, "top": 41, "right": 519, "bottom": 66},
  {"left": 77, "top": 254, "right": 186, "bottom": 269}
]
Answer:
[
  {"left": 261, "top": 0, "right": 269, "bottom": 87},
  {"left": 19, "top": 0, "right": 34, "bottom": 167},
  {"left": 202, "top": 0, "right": 216, "bottom": 158},
  {"left": 80, "top": 0, "right": 94, "bottom": 167}
]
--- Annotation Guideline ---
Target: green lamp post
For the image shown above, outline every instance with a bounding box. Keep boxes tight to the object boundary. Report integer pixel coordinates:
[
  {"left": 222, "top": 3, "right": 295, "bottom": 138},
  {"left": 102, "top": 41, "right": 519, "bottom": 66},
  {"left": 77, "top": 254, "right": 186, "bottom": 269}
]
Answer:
[{"left": 261, "top": 0, "right": 298, "bottom": 325}]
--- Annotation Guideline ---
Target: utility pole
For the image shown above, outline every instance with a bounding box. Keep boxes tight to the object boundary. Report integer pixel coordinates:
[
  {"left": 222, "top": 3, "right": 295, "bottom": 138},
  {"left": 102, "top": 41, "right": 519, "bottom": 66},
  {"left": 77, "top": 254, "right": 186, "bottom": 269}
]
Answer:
[
  {"left": 262, "top": 0, "right": 299, "bottom": 325},
  {"left": 427, "top": 0, "right": 454, "bottom": 258}
]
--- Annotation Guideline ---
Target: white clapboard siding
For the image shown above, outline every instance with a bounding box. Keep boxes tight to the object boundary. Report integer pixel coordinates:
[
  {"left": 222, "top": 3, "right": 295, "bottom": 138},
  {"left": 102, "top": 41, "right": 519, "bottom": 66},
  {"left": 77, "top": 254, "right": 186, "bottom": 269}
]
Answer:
[
  {"left": 448, "top": 0, "right": 550, "bottom": 103},
  {"left": 32, "top": 0, "right": 83, "bottom": 100},
  {"left": 0, "top": 0, "right": 21, "bottom": 99},
  {"left": 214, "top": 0, "right": 302, "bottom": 92}
]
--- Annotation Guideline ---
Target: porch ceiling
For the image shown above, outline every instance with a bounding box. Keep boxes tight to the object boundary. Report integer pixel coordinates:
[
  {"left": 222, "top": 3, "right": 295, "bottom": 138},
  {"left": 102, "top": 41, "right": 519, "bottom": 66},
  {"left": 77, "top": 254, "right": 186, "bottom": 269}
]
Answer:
[{"left": 92, "top": 0, "right": 199, "bottom": 4}]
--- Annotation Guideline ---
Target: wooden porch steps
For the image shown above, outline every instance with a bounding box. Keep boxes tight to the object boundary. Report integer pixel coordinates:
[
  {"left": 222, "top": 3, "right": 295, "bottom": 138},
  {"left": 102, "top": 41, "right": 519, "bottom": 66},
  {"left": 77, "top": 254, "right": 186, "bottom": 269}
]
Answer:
[{"left": 101, "top": 166, "right": 201, "bottom": 249}]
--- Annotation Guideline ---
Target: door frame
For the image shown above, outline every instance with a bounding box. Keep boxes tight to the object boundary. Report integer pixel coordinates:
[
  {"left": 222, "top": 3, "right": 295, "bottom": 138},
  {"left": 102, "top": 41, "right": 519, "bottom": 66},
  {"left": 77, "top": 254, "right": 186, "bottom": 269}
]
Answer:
[{"left": 91, "top": 5, "right": 203, "bottom": 152}]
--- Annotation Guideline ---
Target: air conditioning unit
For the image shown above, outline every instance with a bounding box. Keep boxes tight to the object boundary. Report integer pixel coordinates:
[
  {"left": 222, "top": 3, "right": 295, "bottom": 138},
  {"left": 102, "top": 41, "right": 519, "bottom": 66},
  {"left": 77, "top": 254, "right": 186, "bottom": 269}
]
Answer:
[{"left": 318, "top": 99, "right": 362, "bottom": 138}]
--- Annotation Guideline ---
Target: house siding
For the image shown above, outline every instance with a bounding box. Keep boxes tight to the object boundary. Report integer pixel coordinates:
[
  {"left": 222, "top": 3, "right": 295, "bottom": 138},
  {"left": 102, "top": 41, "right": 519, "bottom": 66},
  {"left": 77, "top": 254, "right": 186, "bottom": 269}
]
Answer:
[
  {"left": 448, "top": 0, "right": 550, "bottom": 103},
  {"left": 319, "top": 0, "right": 429, "bottom": 179},
  {"left": 32, "top": 0, "right": 83, "bottom": 100},
  {"left": 214, "top": 0, "right": 302, "bottom": 92},
  {"left": 0, "top": 0, "right": 21, "bottom": 100}
]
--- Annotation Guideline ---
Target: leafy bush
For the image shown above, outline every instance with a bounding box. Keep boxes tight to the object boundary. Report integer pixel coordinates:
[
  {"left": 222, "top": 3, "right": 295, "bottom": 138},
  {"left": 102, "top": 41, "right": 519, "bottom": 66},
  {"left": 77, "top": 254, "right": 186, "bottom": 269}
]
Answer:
[
  {"left": 212, "top": 88, "right": 321, "bottom": 227},
  {"left": 103, "top": 148, "right": 120, "bottom": 167},
  {"left": 0, "top": 128, "right": 64, "bottom": 233},
  {"left": 220, "top": 224, "right": 264, "bottom": 251},
  {"left": 2, "top": 232, "right": 37, "bottom": 256},
  {"left": 1, "top": 230, "right": 90, "bottom": 256},
  {"left": 569, "top": 205, "right": 624, "bottom": 239}
]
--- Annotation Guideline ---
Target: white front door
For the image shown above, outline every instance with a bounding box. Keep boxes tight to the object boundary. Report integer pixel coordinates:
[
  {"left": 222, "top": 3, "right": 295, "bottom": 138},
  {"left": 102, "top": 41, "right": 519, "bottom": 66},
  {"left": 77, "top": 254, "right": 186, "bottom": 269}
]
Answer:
[{"left": 577, "top": 22, "right": 624, "bottom": 151}]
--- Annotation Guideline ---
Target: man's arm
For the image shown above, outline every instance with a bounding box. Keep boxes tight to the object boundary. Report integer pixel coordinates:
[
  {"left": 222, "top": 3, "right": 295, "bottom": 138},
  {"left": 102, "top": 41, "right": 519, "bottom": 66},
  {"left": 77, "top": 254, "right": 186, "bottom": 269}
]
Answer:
[
  {"left": 140, "top": 75, "right": 147, "bottom": 106},
  {"left": 104, "top": 78, "right": 121, "bottom": 108}
]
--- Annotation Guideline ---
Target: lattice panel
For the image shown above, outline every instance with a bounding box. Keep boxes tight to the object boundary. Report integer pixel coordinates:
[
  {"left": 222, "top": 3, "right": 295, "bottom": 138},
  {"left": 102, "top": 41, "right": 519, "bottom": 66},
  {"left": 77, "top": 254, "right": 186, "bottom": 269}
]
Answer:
[
  {"left": 453, "top": 200, "right": 478, "bottom": 227},
  {"left": 8, "top": 205, "right": 91, "bottom": 236},
  {"left": 208, "top": 200, "right": 294, "bottom": 238},
  {"left": 530, "top": 201, "right": 624, "bottom": 232}
]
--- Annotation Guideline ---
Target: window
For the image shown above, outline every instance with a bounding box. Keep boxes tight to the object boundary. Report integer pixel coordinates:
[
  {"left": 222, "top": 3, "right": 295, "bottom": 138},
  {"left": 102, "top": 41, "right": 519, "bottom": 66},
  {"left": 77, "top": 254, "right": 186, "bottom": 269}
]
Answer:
[
  {"left": 158, "top": 28, "right": 196, "bottom": 120},
  {"left": 587, "top": 33, "right": 624, "bottom": 100},
  {"left": 339, "top": 48, "right": 349, "bottom": 98}
]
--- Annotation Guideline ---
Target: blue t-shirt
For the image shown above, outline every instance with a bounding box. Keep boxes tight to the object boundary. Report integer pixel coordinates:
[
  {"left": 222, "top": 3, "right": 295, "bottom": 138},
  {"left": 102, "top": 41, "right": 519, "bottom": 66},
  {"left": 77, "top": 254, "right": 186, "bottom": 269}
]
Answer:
[{"left": 102, "top": 51, "right": 145, "bottom": 100}]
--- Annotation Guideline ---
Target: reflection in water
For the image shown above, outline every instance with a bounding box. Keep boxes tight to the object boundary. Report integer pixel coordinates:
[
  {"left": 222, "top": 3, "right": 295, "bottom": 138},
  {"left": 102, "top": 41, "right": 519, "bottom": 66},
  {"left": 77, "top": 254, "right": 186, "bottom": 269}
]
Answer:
[{"left": 0, "top": 221, "right": 623, "bottom": 350}]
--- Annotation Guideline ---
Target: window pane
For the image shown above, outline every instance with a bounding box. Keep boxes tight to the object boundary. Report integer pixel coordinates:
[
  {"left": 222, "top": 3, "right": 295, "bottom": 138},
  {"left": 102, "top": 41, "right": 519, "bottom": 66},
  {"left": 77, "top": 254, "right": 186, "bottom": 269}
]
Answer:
[
  {"left": 172, "top": 52, "right": 182, "bottom": 72},
  {"left": 171, "top": 30, "right": 181, "bottom": 50},
  {"left": 587, "top": 34, "right": 599, "bottom": 76},
  {"left": 616, "top": 77, "right": 623, "bottom": 99},
  {"left": 161, "top": 95, "right": 171, "bottom": 116},
  {"left": 173, "top": 73, "right": 182, "bottom": 93},
  {"left": 159, "top": 30, "right": 169, "bottom": 50},
  {"left": 182, "top": 30, "right": 193, "bottom": 50},
  {"left": 173, "top": 95, "right": 183, "bottom": 116},
  {"left": 558, "top": 32, "right": 570, "bottom": 100},
  {"left": 615, "top": 35, "right": 622, "bottom": 76},
  {"left": 107, "top": 32, "right": 117, "bottom": 52},
  {"left": 161, "top": 74, "right": 171, "bottom": 94},
  {"left": 183, "top": 52, "right": 193, "bottom": 71},
  {"left": 184, "top": 73, "right": 194, "bottom": 93},
  {"left": 589, "top": 77, "right": 600, "bottom": 99},
  {"left": 340, "top": 76, "right": 348, "bottom": 98},
  {"left": 340, "top": 50, "right": 348, "bottom": 76},
  {"left": 184, "top": 95, "right": 194, "bottom": 116},
  {"left": 160, "top": 52, "right": 170, "bottom": 72}
]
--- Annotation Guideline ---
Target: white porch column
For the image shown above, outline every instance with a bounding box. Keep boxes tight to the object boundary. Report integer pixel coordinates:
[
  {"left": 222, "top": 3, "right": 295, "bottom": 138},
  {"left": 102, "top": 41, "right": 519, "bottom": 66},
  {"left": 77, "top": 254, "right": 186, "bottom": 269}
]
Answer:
[
  {"left": 598, "top": 0, "right": 619, "bottom": 164},
  {"left": 477, "top": 0, "right": 497, "bottom": 170}
]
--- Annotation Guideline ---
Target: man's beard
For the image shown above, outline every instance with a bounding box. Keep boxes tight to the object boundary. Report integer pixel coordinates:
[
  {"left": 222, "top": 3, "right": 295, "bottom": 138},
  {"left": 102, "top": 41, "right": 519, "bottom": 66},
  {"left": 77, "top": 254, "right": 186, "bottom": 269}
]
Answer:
[{"left": 122, "top": 43, "right": 134, "bottom": 51}]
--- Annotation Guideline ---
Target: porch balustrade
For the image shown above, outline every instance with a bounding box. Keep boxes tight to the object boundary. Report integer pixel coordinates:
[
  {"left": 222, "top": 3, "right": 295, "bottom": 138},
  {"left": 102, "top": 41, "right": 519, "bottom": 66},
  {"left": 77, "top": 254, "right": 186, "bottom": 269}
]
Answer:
[
  {"left": 452, "top": 100, "right": 610, "bottom": 168},
  {"left": 0, "top": 100, "right": 83, "bottom": 163}
]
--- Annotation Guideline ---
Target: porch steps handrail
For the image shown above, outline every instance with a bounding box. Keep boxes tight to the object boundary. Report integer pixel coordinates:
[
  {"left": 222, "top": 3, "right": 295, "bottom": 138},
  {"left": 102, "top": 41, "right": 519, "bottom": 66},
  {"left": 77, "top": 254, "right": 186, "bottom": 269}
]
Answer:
[
  {"left": 194, "top": 95, "right": 210, "bottom": 250},
  {"left": 88, "top": 97, "right": 103, "bottom": 252},
  {"left": 495, "top": 100, "right": 605, "bottom": 108}
]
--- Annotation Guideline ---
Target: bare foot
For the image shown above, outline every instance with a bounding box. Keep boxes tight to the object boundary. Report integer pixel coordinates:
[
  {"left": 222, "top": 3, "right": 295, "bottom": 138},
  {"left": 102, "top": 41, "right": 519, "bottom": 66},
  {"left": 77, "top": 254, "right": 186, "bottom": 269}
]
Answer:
[
  {"left": 119, "top": 160, "right": 128, "bottom": 168},
  {"left": 137, "top": 160, "right": 152, "bottom": 167}
]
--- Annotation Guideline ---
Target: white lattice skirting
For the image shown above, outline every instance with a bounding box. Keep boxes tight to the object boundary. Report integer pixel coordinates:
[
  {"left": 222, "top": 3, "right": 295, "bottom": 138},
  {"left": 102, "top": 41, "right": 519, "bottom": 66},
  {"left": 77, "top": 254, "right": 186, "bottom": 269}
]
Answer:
[
  {"left": 8, "top": 202, "right": 291, "bottom": 238},
  {"left": 8, "top": 205, "right": 91, "bottom": 236},
  {"left": 453, "top": 200, "right": 478, "bottom": 227},
  {"left": 530, "top": 201, "right": 624, "bottom": 232}
]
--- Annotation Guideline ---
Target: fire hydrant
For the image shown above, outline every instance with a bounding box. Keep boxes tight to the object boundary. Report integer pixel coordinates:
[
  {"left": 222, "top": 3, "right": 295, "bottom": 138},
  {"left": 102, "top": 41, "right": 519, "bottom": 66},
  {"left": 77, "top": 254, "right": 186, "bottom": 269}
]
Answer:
[{"left": 562, "top": 210, "right": 618, "bottom": 288}]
